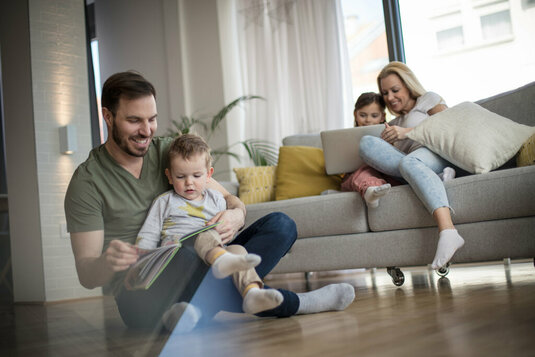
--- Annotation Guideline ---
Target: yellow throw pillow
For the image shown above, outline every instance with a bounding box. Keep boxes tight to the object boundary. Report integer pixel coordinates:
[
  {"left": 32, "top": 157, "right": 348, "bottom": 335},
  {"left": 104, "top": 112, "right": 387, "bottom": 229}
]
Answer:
[
  {"left": 233, "top": 166, "right": 277, "bottom": 205},
  {"left": 275, "top": 146, "right": 341, "bottom": 201},
  {"left": 517, "top": 133, "right": 535, "bottom": 167}
]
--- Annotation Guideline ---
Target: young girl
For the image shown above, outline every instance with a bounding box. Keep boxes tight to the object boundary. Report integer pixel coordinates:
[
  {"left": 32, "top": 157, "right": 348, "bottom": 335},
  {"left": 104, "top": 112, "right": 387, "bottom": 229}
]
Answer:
[
  {"left": 340, "top": 92, "right": 398, "bottom": 207},
  {"left": 341, "top": 93, "right": 455, "bottom": 208}
]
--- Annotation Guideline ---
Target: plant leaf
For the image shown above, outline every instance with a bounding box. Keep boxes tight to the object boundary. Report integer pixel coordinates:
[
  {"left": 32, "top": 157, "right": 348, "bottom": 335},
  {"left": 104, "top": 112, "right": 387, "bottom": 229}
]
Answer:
[
  {"left": 210, "top": 95, "right": 264, "bottom": 133},
  {"left": 240, "top": 139, "right": 279, "bottom": 166}
]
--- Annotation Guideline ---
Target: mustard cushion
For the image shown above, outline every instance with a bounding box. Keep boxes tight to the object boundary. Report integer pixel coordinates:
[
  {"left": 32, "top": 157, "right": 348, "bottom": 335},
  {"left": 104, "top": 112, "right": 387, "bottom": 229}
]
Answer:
[
  {"left": 517, "top": 133, "right": 535, "bottom": 167},
  {"left": 233, "top": 166, "right": 277, "bottom": 205},
  {"left": 275, "top": 146, "right": 341, "bottom": 201}
]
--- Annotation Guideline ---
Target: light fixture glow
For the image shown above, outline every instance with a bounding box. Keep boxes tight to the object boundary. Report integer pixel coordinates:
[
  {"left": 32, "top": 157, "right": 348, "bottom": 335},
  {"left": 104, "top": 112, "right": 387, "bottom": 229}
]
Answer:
[{"left": 59, "top": 125, "right": 77, "bottom": 155}]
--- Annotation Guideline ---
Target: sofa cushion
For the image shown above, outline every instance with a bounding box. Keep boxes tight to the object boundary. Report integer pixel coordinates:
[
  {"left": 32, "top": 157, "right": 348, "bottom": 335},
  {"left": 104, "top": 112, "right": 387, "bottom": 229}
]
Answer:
[
  {"left": 407, "top": 101, "right": 535, "bottom": 174},
  {"left": 477, "top": 81, "right": 535, "bottom": 127},
  {"left": 282, "top": 134, "right": 322, "bottom": 148},
  {"left": 275, "top": 146, "right": 341, "bottom": 201},
  {"left": 368, "top": 165, "right": 535, "bottom": 231},
  {"left": 244, "top": 191, "right": 369, "bottom": 238},
  {"left": 233, "top": 166, "right": 277, "bottom": 204},
  {"left": 517, "top": 133, "right": 535, "bottom": 167}
]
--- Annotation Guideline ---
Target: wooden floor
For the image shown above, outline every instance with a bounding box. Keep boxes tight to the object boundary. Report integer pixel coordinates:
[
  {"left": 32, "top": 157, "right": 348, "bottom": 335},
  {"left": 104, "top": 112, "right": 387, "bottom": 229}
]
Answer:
[{"left": 1, "top": 260, "right": 535, "bottom": 356}]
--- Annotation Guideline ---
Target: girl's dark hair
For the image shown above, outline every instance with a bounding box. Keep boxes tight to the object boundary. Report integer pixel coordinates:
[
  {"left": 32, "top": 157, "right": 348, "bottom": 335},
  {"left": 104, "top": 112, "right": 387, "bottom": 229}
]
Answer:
[
  {"left": 101, "top": 71, "right": 156, "bottom": 115},
  {"left": 354, "top": 92, "right": 385, "bottom": 112}
]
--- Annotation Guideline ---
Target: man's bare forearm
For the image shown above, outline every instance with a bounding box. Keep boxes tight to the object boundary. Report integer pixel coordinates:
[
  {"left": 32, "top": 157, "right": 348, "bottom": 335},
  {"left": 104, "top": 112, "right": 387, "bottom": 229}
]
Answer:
[
  {"left": 225, "top": 194, "right": 246, "bottom": 219},
  {"left": 75, "top": 255, "right": 115, "bottom": 289}
]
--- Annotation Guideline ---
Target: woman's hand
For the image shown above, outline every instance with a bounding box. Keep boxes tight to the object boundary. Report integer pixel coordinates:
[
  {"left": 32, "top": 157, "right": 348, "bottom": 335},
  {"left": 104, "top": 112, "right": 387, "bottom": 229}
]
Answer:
[{"left": 381, "top": 123, "right": 412, "bottom": 144}]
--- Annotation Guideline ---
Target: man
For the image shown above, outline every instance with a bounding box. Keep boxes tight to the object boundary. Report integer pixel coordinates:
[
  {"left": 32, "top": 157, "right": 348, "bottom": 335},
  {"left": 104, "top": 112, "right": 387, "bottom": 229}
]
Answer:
[{"left": 65, "top": 71, "right": 354, "bottom": 331}]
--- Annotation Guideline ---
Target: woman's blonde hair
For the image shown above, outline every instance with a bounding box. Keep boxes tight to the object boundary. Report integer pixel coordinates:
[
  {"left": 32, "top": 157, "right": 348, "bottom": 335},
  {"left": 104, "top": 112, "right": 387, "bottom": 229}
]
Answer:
[{"left": 377, "top": 61, "right": 426, "bottom": 114}]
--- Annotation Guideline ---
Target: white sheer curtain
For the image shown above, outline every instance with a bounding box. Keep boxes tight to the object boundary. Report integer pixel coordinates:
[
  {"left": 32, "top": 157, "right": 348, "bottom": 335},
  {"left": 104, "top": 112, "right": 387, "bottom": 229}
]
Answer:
[{"left": 218, "top": 0, "right": 353, "bottom": 148}]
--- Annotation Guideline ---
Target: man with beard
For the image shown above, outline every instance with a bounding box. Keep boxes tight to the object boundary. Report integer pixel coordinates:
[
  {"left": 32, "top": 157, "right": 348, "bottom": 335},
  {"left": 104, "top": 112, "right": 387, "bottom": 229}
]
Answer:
[{"left": 64, "top": 71, "right": 355, "bottom": 331}]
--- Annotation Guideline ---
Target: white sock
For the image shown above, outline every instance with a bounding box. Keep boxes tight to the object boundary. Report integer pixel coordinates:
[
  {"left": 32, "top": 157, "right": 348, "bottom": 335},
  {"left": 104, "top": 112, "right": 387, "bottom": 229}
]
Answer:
[
  {"left": 161, "top": 302, "right": 202, "bottom": 333},
  {"left": 364, "top": 184, "right": 391, "bottom": 208},
  {"left": 242, "top": 287, "right": 284, "bottom": 314},
  {"left": 439, "top": 167, "right": 456, "bottom": 182},
  {"left": 211, "top": 252, "right": 261, "bottom": 279},
  {"left": 431, "top": 229, "right": 465, "bottom": 269},
  {"left": 296, "top": 283, "right": 355, "bottom": 314}
]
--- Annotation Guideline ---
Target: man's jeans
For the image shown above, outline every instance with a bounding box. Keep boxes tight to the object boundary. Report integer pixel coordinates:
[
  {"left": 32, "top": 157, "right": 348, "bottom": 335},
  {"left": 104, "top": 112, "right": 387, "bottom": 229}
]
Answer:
[{"left": 116, "top": 212, "right": 299, "bottom": 329}]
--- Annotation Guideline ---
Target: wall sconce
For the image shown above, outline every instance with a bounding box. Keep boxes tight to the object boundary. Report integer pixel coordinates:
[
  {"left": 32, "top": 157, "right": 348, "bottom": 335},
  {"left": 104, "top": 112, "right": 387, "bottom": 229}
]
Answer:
[{"left": 59, "top": 124, "right": 77, "bottom": 155}]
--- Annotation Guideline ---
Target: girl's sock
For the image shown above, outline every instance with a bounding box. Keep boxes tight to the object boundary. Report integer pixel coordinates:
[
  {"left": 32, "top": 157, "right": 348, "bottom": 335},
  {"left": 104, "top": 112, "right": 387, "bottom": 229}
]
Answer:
[
  {"left": 296, "top": 283, "right": 355, "bottom": 314},
  {"left": 431, "top": 229, "right": 465, "bottom": 269},
  {"left": 364, "top": 184, "right": 391, "bottom": 208},
  {"left": 439, "top": 167, "right": 456, "bottom": 182},
  {"left": 242, "top": 287, "right": 284, "bottom": 314},
  {"left": 211, "top": 252, "right": 261, "bottom": 279}
]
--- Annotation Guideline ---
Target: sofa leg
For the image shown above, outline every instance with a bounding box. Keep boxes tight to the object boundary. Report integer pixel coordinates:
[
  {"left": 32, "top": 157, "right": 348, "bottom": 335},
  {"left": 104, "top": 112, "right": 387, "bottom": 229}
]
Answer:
[{"left": 386, "top": 267, "right": 405, "bottom": 286}]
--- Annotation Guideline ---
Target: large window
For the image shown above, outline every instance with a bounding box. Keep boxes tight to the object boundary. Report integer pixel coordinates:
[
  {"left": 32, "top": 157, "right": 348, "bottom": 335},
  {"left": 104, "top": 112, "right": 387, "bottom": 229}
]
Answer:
[
  {"left": 398, "top": 0, "right": 535, "bottom": 105},
  {"left": 341, "top": 0, "right": 389, "bottom": 111}
]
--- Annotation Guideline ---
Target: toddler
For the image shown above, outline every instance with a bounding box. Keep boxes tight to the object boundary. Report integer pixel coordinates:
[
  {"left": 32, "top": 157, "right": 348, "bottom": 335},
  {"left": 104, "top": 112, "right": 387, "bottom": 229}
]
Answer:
[{"left": 135, "top": 134, "right": 283, "bottom": 329}]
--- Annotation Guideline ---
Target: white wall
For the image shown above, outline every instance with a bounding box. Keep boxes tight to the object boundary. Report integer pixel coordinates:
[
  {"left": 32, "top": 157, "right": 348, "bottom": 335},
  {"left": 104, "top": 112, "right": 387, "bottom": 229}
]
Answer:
[{"left": 0, "top": 0, "right": 98, "bottom": 302}]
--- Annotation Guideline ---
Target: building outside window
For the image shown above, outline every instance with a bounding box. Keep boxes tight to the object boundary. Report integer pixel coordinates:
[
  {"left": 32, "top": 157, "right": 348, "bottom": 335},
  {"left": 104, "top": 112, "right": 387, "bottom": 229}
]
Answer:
[
  {"left": 341, "top": 0, "right": 389, "bottom": 120},
  {"left": 398, "top": 0, "right": 535, "bottom": 105}
]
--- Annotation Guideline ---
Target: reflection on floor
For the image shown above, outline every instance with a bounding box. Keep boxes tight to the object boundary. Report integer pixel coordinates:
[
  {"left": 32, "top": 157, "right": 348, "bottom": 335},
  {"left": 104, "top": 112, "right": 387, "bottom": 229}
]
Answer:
[{"left": 2, "top": 260, "right": 534, "bottom": 356}]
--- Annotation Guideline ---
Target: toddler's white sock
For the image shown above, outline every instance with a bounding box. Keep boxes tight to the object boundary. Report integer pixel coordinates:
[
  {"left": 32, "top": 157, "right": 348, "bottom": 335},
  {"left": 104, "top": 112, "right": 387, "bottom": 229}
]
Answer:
[
  {"left": 431, "top": 229, "right": 465, "bottom": 269},
  {"left": 211, "top": 252, "right": 261, "bottom": 279},
  {"left": 364, "top": 184, "right": 391, "bottom": 208},
  {"left": 242, "top": 288, "right": 284, "bottom": 314},
  {"left": 296, "top": 283, "right": 355, "bottom": 314}
]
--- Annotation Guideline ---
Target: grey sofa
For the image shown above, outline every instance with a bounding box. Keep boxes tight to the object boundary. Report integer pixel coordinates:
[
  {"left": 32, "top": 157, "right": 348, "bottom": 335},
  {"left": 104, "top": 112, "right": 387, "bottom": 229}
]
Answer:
[{"left": 229, "top": 82, "right": 535, "bottom": 281}]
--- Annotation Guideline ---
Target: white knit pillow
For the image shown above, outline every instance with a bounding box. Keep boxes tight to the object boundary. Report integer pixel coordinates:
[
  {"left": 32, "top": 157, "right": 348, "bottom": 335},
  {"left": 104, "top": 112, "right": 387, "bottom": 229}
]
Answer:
[{"left": 407, "top": 101, "right": 535, "bottom": 174}]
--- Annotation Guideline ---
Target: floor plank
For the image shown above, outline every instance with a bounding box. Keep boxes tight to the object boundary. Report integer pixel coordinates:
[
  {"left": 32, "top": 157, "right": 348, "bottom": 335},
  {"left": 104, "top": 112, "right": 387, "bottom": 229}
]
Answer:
[{"left": 1, "top": 260, "right": 534, "bottom": 356}]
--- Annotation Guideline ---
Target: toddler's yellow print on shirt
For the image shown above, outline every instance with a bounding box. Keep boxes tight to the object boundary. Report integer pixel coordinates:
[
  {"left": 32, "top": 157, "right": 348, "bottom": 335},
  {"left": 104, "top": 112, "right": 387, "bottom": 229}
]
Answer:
[{"left": 179, "top": 202, "right": 206, "bottom": 219}]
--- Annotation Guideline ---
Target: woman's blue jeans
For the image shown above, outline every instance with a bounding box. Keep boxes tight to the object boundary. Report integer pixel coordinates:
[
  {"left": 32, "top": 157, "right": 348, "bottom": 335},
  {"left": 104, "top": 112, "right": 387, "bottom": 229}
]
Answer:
[{"left": 359, "top": 135, "right": 453, "bottom": 214}]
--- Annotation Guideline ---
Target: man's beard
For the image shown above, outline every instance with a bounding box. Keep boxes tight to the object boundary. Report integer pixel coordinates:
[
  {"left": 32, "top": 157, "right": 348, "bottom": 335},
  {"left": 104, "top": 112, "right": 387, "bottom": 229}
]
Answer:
[{"left": 111, "top": 122, "right": 151, "bottom": 157}]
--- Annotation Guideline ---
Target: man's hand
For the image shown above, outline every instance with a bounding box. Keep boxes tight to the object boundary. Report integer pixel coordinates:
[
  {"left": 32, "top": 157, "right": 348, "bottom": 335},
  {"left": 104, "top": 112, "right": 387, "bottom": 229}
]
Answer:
[
  {"left": 381, "top": 123, "right": 412, "bottom": 144},
  {"left": 102, "top": 239, "right": 139, "bottom": 272},
  {"left": 71, "top": 231, "right": 139, "bottom": 289},
  {"left": 206, "top": 177, "right": 247, "bottom": 244},
  {"left": 207, "top": 208, "right": 245, "bottom": 244}
]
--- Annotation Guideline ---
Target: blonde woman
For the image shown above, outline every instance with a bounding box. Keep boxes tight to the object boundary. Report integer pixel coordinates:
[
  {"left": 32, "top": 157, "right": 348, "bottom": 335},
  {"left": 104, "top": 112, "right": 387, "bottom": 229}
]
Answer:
[{"left": 359, "top": 61, "right": 461, "bottom": 271}]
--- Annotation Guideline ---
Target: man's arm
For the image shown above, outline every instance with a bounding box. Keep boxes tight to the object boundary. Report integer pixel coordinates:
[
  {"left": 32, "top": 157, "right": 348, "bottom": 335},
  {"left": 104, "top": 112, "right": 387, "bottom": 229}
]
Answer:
[
  {"left": 70, "top": 230, "right": 138, "bottom": 289},
  {"left": 206, "top": 177, "right": 246, "bottom": 244}
]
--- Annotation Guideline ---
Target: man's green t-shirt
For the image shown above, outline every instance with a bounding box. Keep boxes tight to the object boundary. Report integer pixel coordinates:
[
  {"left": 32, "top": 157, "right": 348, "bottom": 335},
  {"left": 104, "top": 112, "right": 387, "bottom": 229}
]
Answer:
[{"left": 64, "top": 136, "right": 173, "bottom": 293}]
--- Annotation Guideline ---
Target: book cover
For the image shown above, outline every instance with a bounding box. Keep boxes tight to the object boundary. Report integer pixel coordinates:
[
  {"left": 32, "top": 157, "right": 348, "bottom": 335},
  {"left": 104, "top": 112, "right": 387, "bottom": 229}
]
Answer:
[{"left": 125, "top": 222, "right": 220, "bottom": 290}]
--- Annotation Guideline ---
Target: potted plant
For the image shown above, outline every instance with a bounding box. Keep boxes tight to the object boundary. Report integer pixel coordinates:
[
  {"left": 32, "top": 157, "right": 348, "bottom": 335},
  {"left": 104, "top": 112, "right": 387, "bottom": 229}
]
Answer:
[{"left": 167, "top": 95, "right": 279, "bottom": 166}]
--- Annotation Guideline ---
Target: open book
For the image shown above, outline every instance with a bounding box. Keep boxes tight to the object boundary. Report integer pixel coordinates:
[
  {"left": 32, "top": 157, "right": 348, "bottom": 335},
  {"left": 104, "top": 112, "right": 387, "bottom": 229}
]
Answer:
[{"left": 125, "top": 222, "right": 220, "bottom": 290}]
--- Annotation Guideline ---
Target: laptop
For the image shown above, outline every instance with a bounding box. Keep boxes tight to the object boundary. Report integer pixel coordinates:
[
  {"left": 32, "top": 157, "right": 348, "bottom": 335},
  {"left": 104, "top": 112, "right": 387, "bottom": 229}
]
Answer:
[{"left": 320, "top": 124, "right": 385, "bottom": 175}]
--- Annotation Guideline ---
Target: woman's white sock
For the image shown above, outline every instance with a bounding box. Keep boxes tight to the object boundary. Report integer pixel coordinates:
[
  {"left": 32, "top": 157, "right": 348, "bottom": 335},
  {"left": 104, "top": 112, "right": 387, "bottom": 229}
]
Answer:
[
  {"left": 364, "top": 184, "right": 391, "bottom": 208},
  {"left": 212, "top": 253, "right": 261, "bottom": 279},
  {"left": 242, "top": 288, "right": 284, "bottom": 314},
  {"left": 296, "top": 283, "right": 355, "bottom": 314},
  {"left": 431, "top": 229, "right": 465, "bottom": 269}
]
